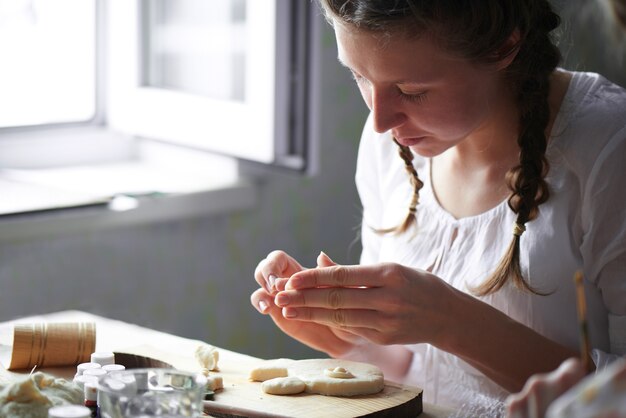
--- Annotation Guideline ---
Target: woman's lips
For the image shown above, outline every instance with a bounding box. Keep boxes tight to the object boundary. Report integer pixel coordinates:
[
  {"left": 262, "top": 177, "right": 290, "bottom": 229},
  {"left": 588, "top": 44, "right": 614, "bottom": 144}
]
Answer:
[{"left": 395, "top": 136, "right": 426, "bottom": 147}]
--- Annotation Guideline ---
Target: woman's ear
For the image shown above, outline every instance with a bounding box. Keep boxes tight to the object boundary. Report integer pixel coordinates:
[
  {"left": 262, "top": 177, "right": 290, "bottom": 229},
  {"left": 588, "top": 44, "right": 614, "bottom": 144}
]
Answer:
[{"left": 494, "top": 29, "right": 521, "bottom": 70}]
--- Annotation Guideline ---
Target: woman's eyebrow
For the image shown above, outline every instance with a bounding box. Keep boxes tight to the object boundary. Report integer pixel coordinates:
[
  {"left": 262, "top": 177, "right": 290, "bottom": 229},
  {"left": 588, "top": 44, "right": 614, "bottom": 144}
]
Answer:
[{"left": 337, "top": 54, "right": 436, "bottom": 86}]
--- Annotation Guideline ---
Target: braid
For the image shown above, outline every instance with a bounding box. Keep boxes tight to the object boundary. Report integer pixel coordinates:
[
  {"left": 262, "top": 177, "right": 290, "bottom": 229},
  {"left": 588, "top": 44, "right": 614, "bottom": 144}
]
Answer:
[
  {"left": 375, "top": 138, "right": 423, "bottom": 234},
  {"left": 472, "top": 3, "right": 560, "bottom": 296}
]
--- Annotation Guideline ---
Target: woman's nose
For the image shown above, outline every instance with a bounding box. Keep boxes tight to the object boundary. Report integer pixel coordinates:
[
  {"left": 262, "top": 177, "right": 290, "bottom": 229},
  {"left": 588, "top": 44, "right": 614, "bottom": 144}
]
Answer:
[{"left": 370, "top": 90, "right": 406, "bottom": 134}]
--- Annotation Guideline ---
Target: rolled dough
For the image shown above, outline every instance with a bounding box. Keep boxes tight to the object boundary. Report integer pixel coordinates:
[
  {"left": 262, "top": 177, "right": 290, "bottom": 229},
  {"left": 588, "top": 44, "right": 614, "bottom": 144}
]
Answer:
[
  {"left": 249, "top": 358, "right": 292, "bottom": 382},
  {"left": 251, "top": 358, "right": 384, "bottom": 397},
  {"left": 261, "top": 376, "right": 306, "bottom": 395}
]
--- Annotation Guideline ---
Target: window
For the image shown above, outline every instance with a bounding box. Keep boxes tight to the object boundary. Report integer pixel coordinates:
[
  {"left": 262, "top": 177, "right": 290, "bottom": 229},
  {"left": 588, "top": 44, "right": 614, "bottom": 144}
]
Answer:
[
  {"left": 107, "top": 0, "right": 309, "bottom": 167},
  {"left": 0, "top": 0, "right": 96, "bottom": 127},
  {"left": 142, "top": 0, "right": 247, "bottom": 101},
  {"left": 0, "top": 0, "right": 311, "bottom": 217}
]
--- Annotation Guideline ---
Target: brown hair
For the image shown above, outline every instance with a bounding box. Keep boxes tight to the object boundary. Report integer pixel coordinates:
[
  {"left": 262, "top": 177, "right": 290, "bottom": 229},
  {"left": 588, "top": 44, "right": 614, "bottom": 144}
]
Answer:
[
  {"left": 610, "top": 0, "right": 626, "bottom": 29},
  {"left": 319, "top": 0, "right": 561, "bottom": 295}
]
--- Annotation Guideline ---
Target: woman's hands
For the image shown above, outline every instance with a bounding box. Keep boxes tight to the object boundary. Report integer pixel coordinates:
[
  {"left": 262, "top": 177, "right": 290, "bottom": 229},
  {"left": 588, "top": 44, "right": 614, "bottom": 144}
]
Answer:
[
  {"left": 252, "top": 250, "right": 459, "bottom": 352},
  {"left": 251, "top": 251, "right": 365, "bottom": 357},
  {"left": 252, "top": 250, "right": 579, "bottom": 392}
]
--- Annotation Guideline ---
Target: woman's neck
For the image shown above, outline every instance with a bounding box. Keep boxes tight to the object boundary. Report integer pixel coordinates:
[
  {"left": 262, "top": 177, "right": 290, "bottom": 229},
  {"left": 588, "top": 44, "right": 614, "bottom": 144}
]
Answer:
[
  {"left": 440, "top": 69, "right": 571, "bottom": 172},
  {"left": 429, "top": 70, "right": 572, "bottom": 219}
]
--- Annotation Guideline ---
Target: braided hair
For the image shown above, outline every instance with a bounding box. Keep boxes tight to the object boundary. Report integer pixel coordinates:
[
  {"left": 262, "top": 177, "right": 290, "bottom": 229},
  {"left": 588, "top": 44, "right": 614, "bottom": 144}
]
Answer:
[
  {"left": 318, "top": 0, "right": 561, "bottom": 295},
  {"left": 376, "top": 138, "right": 424, "bottom": 234}
]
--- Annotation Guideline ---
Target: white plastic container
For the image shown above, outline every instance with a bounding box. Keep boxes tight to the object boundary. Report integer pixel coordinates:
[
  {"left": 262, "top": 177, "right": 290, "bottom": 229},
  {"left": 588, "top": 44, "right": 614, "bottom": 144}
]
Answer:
[
  {"left": 90, "top": 351, "right": 115, "bottom": 366},
  {"left": 48, "top": 405, "right": 91, "bottom": 418},
  {"left": 102, "top": 364, "right": 126, "bottom": 373}
]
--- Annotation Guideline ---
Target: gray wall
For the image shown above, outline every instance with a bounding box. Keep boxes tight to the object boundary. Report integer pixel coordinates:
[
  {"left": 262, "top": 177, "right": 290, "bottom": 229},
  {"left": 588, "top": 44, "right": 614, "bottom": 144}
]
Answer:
[{"left": 553, "top": 0, "right": 626, "bottom": 86}]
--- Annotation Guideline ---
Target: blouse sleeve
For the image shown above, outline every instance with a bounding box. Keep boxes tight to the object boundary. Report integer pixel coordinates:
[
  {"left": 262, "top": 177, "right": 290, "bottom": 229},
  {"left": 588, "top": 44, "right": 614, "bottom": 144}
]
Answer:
[
  {"left": 581, "top": 126, "right": 626, "bottom": 357},
  {"left": 355, "top": 114, "right": 383, "bottom": 265}
]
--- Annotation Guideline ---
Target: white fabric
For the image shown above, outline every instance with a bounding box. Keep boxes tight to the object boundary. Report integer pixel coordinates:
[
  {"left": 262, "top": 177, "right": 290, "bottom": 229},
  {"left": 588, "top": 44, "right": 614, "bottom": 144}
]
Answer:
[{"left": 354, "top": 71, "right": 626, "bottom": 409}]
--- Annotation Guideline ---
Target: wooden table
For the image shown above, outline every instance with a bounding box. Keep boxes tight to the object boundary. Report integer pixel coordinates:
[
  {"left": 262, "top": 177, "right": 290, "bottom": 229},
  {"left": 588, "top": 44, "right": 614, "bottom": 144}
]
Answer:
[{"left": 0, "top": 311, "right": 455, "bottom": 417}]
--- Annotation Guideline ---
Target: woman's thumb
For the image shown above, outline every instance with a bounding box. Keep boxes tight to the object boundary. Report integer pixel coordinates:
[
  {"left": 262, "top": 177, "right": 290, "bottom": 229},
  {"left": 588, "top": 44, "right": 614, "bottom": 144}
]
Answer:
[{"left": 317, "top": 251, "right": 336, "bottom": 267}]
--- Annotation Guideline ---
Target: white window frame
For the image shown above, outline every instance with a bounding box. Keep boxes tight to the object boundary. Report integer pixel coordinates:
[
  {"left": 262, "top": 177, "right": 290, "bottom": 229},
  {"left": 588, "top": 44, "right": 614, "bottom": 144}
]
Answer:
[
  {"left": 106, "top": 0, "right": 308, "bottom": 167},
  {"left": 0, "top": 0, "right": 312, "bottom": 223},
  {"left": 0, "top": 0, "right": 311, "bottom": 168}
]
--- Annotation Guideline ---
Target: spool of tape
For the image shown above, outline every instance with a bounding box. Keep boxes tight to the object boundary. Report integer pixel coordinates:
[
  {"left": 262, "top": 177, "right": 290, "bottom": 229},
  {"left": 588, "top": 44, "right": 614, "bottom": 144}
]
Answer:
[{"left": 8, "top": 322, "right": 96, "bottom": 370}]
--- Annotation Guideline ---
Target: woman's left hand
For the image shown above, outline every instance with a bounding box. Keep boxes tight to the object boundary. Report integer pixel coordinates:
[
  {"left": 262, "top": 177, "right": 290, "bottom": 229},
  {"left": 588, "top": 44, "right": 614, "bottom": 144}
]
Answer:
[
  {"left": 273, "top": 252, "right": 459, "bottom": 347},
  {"left": 505, "top": 357, "right": 586, "bottom": 418}
]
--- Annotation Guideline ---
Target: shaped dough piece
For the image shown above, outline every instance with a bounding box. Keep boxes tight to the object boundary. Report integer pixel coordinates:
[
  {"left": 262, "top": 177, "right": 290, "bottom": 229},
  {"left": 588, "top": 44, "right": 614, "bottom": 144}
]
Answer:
[
  {"left": 324, "top": 367, "right": 354, "bottom": 379},
  {"left": 261, "top": 376, "right": 306, "bottom": 395},
  {"left": 250, "top": 359, "right": 385, "bottom": 397},
  {"left": 249, "top": 359, "right": 293, "bottom": 382},
  {"left": 291, "top": 359, "right": 384, "bottom": 397},
  {"left": 206, "top": 375, "right": 223, "bottom": 391},
  {"left": 195, "top": 344, "right": 219, "bottom": 372}
]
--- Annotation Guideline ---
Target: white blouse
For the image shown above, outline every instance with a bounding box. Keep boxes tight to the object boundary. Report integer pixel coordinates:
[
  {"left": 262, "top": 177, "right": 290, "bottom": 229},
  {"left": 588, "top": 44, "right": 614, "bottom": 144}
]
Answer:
[{"left": 355, "top": 71, "right": 626, "bottom": 409}]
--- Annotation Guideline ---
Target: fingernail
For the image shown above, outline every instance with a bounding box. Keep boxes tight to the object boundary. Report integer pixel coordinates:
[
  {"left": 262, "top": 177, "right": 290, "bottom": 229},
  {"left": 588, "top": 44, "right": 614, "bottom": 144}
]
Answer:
[
  {"left": 274, "top": 278, "right": 286, "bottom": 292},
  {"left": 282, "top": 307, "right": 297, "bottom": 318},
  {"left": 275, "top": 293, "right": 289, "bottom": 307},
  {"left": 258, "top": 300, "right": 269, "bottom": 313},
  {"left": 268, "top": 274, "right": 277, "bottom": 290}
]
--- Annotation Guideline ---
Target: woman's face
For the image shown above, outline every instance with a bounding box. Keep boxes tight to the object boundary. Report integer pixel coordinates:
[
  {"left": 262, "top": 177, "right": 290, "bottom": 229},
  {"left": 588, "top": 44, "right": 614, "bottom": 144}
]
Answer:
[{"left": 335, "top": 23, "right": 512, "bottom": 157}]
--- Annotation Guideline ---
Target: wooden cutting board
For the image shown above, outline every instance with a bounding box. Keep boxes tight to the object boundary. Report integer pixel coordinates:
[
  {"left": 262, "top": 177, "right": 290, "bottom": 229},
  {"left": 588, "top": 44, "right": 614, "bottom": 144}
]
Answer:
[{"left": 118, "top": 345, "right": 423, "bottom": 418}]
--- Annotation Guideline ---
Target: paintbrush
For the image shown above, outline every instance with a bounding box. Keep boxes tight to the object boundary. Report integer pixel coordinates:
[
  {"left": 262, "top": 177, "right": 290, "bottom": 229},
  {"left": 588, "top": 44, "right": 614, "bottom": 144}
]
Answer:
[{"left": 574, "top": 270, "right": 592, "bottom": 373}]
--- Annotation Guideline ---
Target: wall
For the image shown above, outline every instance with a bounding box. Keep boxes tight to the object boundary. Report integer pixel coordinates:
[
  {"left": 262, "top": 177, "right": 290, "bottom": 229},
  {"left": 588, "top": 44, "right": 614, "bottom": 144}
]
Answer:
[
  {"left": 0, "top": 11, "right": 368, "bottom": 360},
  {"left": 553, "top": 0, "right": 626, "bottom": 86}
]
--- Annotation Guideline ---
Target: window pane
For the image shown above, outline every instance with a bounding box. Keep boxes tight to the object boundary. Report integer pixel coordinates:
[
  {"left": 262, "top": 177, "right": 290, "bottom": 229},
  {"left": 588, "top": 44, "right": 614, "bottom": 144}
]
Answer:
[
  {"left": 143, "top": 0, "right": 247, "bottom": 102},
  {"left": 0, "top": 0, "right": 96, "bottom": 128}
]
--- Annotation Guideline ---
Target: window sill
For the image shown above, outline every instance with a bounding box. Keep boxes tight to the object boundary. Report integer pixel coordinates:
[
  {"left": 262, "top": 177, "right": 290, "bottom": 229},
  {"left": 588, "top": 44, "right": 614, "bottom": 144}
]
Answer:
[
  {"left": 0, "top": 182, "right": 256, "bottom": 242},
  {"left": 0, "top": 126, "right": 257, "bottom": 241}
]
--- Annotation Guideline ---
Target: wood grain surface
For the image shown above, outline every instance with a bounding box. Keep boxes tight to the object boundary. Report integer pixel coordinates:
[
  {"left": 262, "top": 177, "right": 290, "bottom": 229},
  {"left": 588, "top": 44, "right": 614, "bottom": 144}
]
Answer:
[
  {"left": 118, "top": 344, "right": 423, "bottom": 418},
  {"left": 1, "top": 313, "right": 434, "bottom": 418}
]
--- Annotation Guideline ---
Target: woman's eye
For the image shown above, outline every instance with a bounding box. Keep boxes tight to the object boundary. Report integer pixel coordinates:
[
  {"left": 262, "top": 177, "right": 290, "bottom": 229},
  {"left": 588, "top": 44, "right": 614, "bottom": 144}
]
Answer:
[{"left": 399, "top": 90, "right": 427, "bottom": 103}]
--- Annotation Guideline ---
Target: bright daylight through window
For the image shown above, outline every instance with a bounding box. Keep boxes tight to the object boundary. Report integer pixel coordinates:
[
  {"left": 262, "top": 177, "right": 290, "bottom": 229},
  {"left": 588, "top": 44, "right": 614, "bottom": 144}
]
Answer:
[
  {"left": 0, "top": 0, "right": 310, "bottom": 218},
  {"left": 0, "top": 0, "right": 96, "bottom": 127}
]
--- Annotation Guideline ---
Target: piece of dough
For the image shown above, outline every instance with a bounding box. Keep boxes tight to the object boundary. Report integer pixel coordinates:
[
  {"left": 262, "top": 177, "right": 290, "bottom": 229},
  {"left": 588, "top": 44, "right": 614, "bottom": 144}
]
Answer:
[
  {"left": 293, "top": 359, "right": 384, "bottom": 397},
  {"left": 251, "top": 359, "right": 384, "bottom": 397},
  {"left": 195, "top": 344, "right": 219, "bottom": 373},
  {"left": 249, "top": 359, "right": 292, "bottom": 382},
  {"left": 262, "top": 376, "right": 306, "bottom": 395},
  {"left": 206, "top": 375, "right": 223, "bottom": 391},
  {"left": 0, "top": 372, "right": 82, "bottom": 418},
  {"left": 324, "top": 367, "right": 354, "bottom": 379}
]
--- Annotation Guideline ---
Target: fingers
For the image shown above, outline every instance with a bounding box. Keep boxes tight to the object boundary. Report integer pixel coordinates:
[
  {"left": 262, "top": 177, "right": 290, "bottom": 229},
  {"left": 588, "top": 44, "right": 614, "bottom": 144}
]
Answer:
[
  {"left": 552, "top": 357, "right": 586, "bottom": 388},
  {"left": 505, "top": 374, "right": 554, "bottom": 418},
  {"left": 280, "top": 306, "right": 379, "bottom": 329},
  {"left": 505, "top": 358, "right": 586, "bottom": 418},
  {"left": 286, "top": 263, "right": 387, "bottom": 290},
  {"left": 317, "top": 251, "right": 336, "bottom": 267},
  {"left": 505, "top": 391, "right": 529, "bottom": 418},
  {"left": 254, "top": 250, "right": 303, "bottom": 294},
  {"left": 275, "top": 287, "right": 379, "bottom": 310},
  {"left": 252, "top": 249, "right": 334, "bottom": 312},
  {"left": 250, "top": 288, "right": 274, "bottom": 314}
]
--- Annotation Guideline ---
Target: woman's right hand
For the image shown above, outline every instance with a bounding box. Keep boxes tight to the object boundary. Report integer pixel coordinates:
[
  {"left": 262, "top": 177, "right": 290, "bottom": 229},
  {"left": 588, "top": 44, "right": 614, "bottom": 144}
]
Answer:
[{"left": 251, "top": 250, "right": 364, "bottom": 357}]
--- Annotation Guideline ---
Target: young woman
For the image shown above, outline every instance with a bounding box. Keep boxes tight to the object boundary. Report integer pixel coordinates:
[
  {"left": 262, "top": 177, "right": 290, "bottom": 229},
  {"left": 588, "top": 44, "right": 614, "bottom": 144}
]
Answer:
[{"left": 251, "top": 0, "right": 626, "bottom": 409}]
